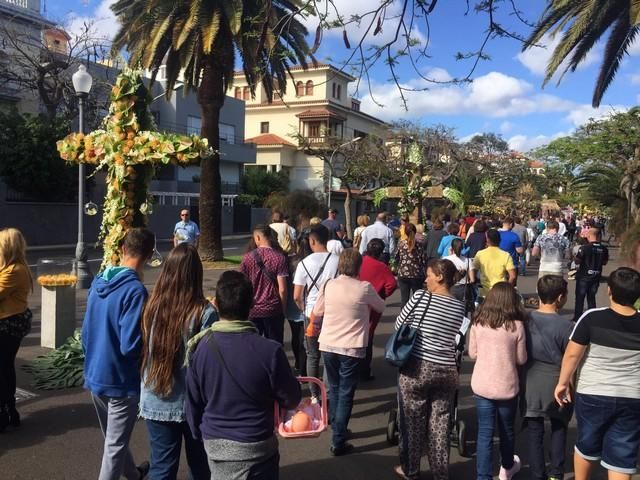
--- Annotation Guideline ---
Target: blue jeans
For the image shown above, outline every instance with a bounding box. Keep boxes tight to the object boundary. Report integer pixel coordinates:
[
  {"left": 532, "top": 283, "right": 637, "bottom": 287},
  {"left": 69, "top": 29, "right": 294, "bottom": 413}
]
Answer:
[
  {"left": 475, "top": 395, "right": 517, "bottom": 480},
  {"left": 574, "top": 277, "right": 600, "bottom": 320},
  {"left": 322, "top": 351, "right": 361, "bottom": 448},
  {"left": 145, "top": 419, "right": 210, "bottom": 480}
]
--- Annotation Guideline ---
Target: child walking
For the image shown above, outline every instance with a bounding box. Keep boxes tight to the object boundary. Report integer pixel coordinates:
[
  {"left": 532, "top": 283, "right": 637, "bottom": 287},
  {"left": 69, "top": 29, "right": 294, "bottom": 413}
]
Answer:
[
  {"left": 524, "top": 276, "right": 574, "bottom": 480},
  {"left": 469, "top": 282, "right": 527, "bottom": 480}
]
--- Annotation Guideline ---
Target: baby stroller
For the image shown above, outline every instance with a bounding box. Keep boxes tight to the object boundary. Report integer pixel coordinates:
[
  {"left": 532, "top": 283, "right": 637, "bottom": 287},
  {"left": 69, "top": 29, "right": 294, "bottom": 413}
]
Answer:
[{"left": 386, "top": 317, "right": 471, "bottom": 458}]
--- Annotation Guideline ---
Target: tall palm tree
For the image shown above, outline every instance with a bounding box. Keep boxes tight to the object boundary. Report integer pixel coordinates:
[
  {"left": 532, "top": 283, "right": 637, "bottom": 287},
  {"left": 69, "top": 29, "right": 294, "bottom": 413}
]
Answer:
[
  {"left": 524, "top": 0, "right": 640, "bottom": 107},
  {"left": 110, "top": 0, "right": 311, "bottom": 260}
]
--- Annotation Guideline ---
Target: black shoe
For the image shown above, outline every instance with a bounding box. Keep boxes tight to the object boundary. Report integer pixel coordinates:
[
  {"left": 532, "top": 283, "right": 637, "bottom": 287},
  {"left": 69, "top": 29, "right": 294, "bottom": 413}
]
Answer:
[
  {"left": 0, "top": 407, "right": 9, "bottom": 433},
  {"left": 136, "top": 461, "right": 150, "bottom": 479},
  {"left": 8, "top": 406, "right": 20, "bottom": 427},
  {"left": 330, "top": 443, "right": 354, "bottom": 456}
]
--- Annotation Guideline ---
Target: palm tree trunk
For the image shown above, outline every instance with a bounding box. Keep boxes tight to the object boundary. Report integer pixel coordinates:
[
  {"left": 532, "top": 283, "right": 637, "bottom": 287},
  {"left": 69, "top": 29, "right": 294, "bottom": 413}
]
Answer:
[
  {"left": 197, "top": 54, "right": 225, "bottom": 261},
  {"left": 343, "top": 185, "right": 353, "bottom": 239}
]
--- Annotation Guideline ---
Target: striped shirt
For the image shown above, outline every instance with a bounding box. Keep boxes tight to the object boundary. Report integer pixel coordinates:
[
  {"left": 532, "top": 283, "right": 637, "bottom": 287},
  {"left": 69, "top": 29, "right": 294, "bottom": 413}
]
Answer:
[
  {"left": 395, "top": 290, "right": 465, "bottom": 366},
  {"left": 571, "top": 307, "right": 640, "bottom": 399}
]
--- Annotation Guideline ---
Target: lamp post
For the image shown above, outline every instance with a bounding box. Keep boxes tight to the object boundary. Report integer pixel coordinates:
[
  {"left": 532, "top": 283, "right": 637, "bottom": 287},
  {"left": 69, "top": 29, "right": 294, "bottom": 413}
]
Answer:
[
  {"left": 72, "top": 65, "right": 93, "bottom": 289},
  {"left": 327, "top": 136, "right": 362, "bottom": 207}
]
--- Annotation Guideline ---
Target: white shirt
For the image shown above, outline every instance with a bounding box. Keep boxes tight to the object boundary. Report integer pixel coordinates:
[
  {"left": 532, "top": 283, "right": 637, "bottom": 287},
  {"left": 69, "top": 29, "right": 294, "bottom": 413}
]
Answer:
[
  {"left": 327, "top": 240, "right": 344, "bottom": 256},
  {"left": 443, "top": 254, "right": 470, "bottom": 284},
  {"left": 293, "top": 252, "right": 340, "bottom": 316},
  {"left": 358, "top": 221, "right": 396, "bottom": 255}
]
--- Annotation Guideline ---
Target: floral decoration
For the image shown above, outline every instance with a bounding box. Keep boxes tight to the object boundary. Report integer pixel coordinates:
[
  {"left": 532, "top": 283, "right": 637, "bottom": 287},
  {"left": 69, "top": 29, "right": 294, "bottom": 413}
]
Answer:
[{"left": 57, "top": 69, "right": 212, "bottom": 270}]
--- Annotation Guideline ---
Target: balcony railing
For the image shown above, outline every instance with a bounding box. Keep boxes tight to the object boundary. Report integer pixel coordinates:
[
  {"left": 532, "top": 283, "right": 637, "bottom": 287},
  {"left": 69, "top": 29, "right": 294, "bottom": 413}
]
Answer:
[
  {"left": 2, "top": 0, "right": 29, "bottom": 9},
  {"left": 302, "top": 135, "right": 345, "bottom": 146}
]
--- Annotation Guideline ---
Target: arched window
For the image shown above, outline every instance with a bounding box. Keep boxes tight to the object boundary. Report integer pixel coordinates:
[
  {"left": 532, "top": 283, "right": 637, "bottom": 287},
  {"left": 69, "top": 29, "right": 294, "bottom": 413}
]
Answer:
[
  {"left": 234, "top": 87, "right": 241, "bottom": 99},
  {"left": 243, "top": 86, "right": 250, "bottom": 101},
  {"left": 336, "top": 84, "right": 342, "bottom": 99},
  {"left": 296, "top": 81, "right": 304, "bottom": 96},
  {"left": 305, "top": 80, "right": 314, "bottom": 96}
]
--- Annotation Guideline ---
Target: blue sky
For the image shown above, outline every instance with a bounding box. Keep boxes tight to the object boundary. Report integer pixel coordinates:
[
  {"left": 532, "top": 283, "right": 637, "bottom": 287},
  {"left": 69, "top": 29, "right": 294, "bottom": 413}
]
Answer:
[{"left": 46, "top": 0, "right": 639, "bottom": 152}]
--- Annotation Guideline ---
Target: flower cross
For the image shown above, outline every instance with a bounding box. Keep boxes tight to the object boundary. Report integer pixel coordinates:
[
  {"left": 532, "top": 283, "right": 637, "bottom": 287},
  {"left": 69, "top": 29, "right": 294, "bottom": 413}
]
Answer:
[{"left": 57, "top": 69, "right": 211, "bottom": 269}]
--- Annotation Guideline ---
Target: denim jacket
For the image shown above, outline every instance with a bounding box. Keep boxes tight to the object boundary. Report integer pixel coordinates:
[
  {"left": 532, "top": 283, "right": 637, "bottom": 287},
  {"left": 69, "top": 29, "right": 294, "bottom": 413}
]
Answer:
[{"left": 140, "top": 303, "right": 217, "bottom": 422}]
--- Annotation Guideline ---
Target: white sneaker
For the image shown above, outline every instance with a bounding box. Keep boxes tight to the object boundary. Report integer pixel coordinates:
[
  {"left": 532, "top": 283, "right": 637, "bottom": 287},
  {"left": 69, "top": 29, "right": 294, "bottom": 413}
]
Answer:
[{"left": 499, "top": 455, "right": 521, "bottom": 480}]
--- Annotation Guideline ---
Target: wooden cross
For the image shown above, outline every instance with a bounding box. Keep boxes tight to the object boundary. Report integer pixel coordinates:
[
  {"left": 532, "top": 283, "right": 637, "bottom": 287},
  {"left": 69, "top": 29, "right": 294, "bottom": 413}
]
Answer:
[{"left": 57, "top": 69, "right": 210, "bottom": 269}]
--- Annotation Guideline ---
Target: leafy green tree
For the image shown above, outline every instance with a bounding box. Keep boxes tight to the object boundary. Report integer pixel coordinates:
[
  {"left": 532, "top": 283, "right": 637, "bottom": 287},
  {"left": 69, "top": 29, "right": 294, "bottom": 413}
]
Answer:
[
  {"left": 0, "top": 110, "right": 77, "bottom": 201},
  {"left": 111, "top": 0, "right": 311, "bottom": 260},
  {"left": 239, "top": 168, "right": 289, "bottom": 206},
  {"left": 524, "top": 0, "right": 640, "bottom": 107}
]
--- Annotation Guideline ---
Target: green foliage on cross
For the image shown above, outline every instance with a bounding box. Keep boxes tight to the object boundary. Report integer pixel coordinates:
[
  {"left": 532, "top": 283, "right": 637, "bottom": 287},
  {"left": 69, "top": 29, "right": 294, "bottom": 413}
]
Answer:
[{"left": 57, "top": 69, "right": 211, "bottom": 270}]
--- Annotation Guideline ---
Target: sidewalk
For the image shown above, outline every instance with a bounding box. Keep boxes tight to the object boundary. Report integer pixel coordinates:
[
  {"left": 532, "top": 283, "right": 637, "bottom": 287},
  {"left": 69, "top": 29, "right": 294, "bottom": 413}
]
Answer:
[{"left": 2, "top": 248, "right": 636, "bottom": 479}]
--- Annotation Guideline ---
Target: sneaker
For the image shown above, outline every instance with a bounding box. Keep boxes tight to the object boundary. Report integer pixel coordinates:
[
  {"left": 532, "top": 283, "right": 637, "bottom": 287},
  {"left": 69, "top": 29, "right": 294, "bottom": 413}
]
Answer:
[
  {"left": 499, "top": 455, "right": 521, "bottom": 480},
  {"left": 330, "top": 443, "right": 354, "bottom": 456},
  {"left": 136, "top": 461, "right": 150, "bottom": 479}
]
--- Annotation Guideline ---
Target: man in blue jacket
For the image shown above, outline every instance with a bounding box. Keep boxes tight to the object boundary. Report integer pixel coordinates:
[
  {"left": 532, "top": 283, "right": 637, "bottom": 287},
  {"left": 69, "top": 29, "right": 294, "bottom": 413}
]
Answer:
[{"left": 82, "top": 228, "right": 155, "bottom": 480}]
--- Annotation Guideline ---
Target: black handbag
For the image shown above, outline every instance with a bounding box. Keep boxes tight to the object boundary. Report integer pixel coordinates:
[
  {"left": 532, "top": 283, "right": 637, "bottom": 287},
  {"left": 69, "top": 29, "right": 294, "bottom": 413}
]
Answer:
[{"left": 384, "top": 291, "right": 432, "bottom": 367}]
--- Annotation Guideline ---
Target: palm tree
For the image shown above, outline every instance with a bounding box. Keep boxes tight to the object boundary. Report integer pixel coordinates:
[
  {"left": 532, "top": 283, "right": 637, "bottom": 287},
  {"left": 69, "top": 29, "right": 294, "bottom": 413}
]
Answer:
[
  {"left": 110, "top": 0, "right": 311, "bottom": 260},
  {"left": 524, "top": 0, "right": 640, "bottom": 107}
]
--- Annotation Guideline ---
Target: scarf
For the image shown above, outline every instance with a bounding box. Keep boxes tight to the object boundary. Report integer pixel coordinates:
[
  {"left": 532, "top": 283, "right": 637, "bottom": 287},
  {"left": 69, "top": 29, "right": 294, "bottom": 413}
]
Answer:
[{"left": 185, "top": 320, "right": 257, "bottom": 366}]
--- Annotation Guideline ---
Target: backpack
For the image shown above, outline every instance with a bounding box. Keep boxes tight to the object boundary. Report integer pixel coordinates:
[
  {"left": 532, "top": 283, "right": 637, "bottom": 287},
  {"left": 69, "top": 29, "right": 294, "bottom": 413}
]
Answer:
[{"left": 280, "top": 226, "right": 293, "bottom": 254}]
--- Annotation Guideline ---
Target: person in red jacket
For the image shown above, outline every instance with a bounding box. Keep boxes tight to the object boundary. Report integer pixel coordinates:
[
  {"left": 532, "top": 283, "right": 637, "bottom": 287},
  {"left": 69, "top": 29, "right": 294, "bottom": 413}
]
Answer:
[{"left": 358, "top": 238, "right": 397, "bottom": 380}]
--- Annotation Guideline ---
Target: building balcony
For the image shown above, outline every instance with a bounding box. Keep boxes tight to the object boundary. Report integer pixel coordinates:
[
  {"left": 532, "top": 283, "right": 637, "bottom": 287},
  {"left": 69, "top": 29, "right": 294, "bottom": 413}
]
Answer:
[{"left": 301, "top": 135, "right": 344, "bottom": 146}]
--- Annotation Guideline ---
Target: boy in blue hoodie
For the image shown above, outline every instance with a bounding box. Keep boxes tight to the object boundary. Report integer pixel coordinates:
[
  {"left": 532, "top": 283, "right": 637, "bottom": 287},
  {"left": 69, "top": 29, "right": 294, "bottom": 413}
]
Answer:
[{"left": 82, "top": 228, "right": 155, "bottom": 480}]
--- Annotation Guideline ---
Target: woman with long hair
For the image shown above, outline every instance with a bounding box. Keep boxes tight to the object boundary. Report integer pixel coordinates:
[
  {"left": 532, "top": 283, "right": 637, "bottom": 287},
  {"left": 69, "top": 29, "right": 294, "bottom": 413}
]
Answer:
[
  {"left": 0, "top": 228, "right": 32, "bottom": 432},
  {"left": 443, "top": 238, "right": 472, "bottom": 306},
  {"left": 395, "top": 223, "right": 426, "bottom": 307},
  {"left": 140, "top": 244, "right": 217, "bottom": 479},
  {"left": 469, "top": 282, "right": 527, "bottom": 480},
  {"left": 394, "top": 259, "right": 465, "bottom": 480},
  {"left": 464, "top": 219, "right": 488, "bottom": 259}
]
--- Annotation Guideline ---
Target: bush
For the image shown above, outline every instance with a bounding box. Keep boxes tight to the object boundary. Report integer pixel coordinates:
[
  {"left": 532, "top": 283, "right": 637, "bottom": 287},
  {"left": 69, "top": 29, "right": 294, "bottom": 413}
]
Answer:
[
  {"left": 264, "top": 190, "right": 325, "bottom": 228},
  {"left": 240, "top": 168, "right": 289, "bottom": 205}
]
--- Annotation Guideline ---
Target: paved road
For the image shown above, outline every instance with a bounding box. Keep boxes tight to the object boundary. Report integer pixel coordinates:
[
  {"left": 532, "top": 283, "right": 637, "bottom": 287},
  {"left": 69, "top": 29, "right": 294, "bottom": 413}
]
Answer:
[
  {"left": 1, "top": 249, "right": 635, "bottom": 479},
  {"left": 26, "top": 237, "right": 250, "bottom": 268}
]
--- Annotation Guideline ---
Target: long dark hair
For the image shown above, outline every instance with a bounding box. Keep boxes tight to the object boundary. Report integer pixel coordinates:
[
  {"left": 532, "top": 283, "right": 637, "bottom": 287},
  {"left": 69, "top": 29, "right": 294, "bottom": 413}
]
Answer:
[
  {"left": 472, "top": 282, "right": 524, "bottom": 332},
  {"left": 141, "top": 244, "right": 208, "bottom": 396},
  {"left": 405, "top": 223, "right": 417, "bottom": 252}
]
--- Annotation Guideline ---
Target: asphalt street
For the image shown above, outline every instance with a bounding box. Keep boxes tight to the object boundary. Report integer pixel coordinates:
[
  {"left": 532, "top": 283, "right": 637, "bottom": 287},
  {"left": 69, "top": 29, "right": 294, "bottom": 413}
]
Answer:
[{"left": 1, "top": 248, "right": 637, "bottom": 479}]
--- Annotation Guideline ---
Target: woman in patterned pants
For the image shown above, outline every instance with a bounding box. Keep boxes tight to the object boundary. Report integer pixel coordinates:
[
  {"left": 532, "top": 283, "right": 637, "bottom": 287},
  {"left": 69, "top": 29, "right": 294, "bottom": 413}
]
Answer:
[{"left": 394, "top": 259, "right": 465, "bottom": 480}]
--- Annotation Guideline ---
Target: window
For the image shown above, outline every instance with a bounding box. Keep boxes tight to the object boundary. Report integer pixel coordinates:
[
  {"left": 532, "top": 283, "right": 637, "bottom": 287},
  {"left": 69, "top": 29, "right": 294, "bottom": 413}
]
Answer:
[
  {"left": 351, "top": 101, "right": 360, "bottom": 112},
  {"left": 187, "top": 115, "right": 201, "bottom": 135},
  {"left": 305, "top": 80, "right": 314, "bottom": 96},
  {"left": 296, "top": 81, "right": 304, "bottom": 96},
  {"left": 243, "top": 86, "right": 250, "bottom": 101},
  {"left": 234, "top": 87, "right": 242, "bottom": 99},
  {"left": 332, "top": 83, "right": 336, "bottom": 98},
  {"left": 307, "top": 121, "right": 321, "bottom": 137},
  {"left": 219, "top": 123, "right": 235, "bottom": 144},
  {"left": 260, "top": 122, "right": 269, "bottom": 134},
  {"left": 336, "top": 85, "right": 341, "bottom": 99}
]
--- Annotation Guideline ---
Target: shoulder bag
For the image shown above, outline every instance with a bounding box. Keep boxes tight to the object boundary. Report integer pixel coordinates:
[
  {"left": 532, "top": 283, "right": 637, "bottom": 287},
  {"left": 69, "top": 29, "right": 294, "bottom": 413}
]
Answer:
[{"left": 384, "top": 291, "right": 432, "bottom": 367}]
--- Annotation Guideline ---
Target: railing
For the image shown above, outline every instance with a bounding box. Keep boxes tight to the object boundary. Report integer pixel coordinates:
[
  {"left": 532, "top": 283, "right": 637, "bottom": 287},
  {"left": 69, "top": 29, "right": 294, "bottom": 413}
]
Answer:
[
  {"left": 1, "top": 0, "right": 29, "bottom": 9},
  {"left": 303, "top": 135, "right": 344, "bottom": 145},
  {"left": 151, "top": 190, "right": 239, "bottom": 207}
]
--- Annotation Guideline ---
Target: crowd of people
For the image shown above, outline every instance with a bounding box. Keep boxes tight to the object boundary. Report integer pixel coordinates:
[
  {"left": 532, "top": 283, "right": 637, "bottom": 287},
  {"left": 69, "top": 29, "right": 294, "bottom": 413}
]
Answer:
[{"left": 0, "top": 205, "right": 638, "bottom": 480}]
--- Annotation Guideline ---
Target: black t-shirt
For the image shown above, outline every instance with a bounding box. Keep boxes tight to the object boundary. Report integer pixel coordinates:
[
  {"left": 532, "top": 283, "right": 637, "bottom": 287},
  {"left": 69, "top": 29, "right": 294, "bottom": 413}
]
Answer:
[{"left": 575, "top": 242, "right": 608, "bottom": 279}]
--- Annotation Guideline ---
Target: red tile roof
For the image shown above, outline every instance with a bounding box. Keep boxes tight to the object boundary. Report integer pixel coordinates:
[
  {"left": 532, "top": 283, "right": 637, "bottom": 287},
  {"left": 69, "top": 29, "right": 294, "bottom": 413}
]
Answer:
[
  {"left": 245, "top": 133, "right": 296, "bottom": 147},
  {"left": 296, "top": 108, "right": 346, "bottom": 120}
]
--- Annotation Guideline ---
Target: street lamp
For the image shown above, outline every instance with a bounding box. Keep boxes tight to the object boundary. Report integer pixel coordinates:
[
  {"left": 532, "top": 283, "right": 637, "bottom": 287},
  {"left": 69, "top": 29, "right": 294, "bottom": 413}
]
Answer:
[
  {"left": 72, "top": 65, "right": 93, "bottom": 289},
  {"left": 327, "top": 136, "right": 362, "bottom": 207}
]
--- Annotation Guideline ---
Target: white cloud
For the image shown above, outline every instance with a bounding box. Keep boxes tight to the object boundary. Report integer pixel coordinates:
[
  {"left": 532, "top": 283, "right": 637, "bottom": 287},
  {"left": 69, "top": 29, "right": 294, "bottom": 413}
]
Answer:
[
  {"left": 508, "top": 132, "right": 567, "bottom": 152},
  {"left": 424, "top": 67, "right": 453, "bottom": 83},
  {"left": 65, "top": 0, "right": 119, "bottom": 42},
  {"left": 459, "top": 132, "right": 482, "bottom": 143},
  {"left": 360, "top": 70, "right": 576, "bottom": 120},
  {"left": 301, "top": 0, "right": 427, "bottom": 51},
  {"left": 564, "top": 104, "right": 628, "bottom": 127},
  {"left": 516, "top": 34, "right": 601, "bottom": 77},
  {"left": 631, "top": 73, "right": 640, "bottom": 85},
  {"left": 500, "top": 121, "right": 514, "bottom": 134}
]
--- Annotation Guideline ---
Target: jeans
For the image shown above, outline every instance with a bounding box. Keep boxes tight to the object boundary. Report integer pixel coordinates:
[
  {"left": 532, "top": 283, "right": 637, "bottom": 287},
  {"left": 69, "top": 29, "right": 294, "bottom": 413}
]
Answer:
[
  {"left": 518, "top": 254, "right": 526, "bottom": 276},
  {"left": 475, "top": 395, "right": 517, "bottom": 480},
  {"left": 398, "top": 277, "right": 424, "bottom": 307},
  {"left": 574, "top": 277, "right": 600, "bottom": 320},
  {"left": 526, "top": 417, "right": 567, "bottom": 480},
  {"left": 145, "top": 419, "right": 210, "bottom": 480},
  {"left": 288, "top": 320, "right": 306, "bottom": 375},
  {"left": 304, "top": 335, "right": 321, "bottom": 398},
  {"left": 361, "top": 311, "right": 382, "bottom": 379},
  {"left": 322, "top": 352, "right": 361, "bottom": 448},
  {"left": 91, "top": 394, "right": 141, "bottom": 480},
  {"left": 0, "top": 332, "right": 22, "bottom": 409},
  {"left": 252, "top": 313, "right": 285, "bottom": 345}
]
